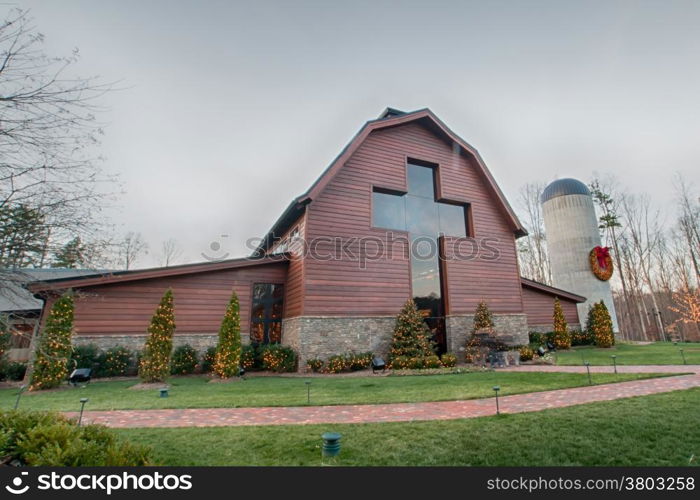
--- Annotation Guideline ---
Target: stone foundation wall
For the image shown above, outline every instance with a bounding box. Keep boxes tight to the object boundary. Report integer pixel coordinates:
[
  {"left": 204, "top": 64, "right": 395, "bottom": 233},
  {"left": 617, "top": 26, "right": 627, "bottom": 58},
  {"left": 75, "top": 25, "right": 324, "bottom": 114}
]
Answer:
[
  {"left": 446, "top": 313, "right": 529, "bottom": 361},
  {"left": 72, "top": 333, "right": 249, "bottom": 354},
  {"left": 281, "top": 316, "right": 395, "bottom": 367},
  {"left": 527, "top": 324, "right": 582, "bottom": 334}
]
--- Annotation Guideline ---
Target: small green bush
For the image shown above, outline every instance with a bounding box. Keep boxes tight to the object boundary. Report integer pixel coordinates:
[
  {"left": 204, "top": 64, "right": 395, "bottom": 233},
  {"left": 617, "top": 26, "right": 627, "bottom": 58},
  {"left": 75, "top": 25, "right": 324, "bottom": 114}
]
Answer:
[
  {"left": 0, "top": 362, "right": 27, "bottom": 381},
  {"left": 170, "top": 344, "right": 198, "bottom": 375},
  {"left": 260, "top": 345, "right": 297, "bottom": 373},
  {"left": 519, "top": 345, "right": 534, "bottom": 361},
  {"left": 325, "top": 355, "right": 347, "bottom": 374},
  {"left": 528, "top": 331, "right": 555, "bottom": 346},
  {"left": 571, "top": 328, "right": 594, "bottom": 346},
  {"left": 347, "top": 352, "right": 372, "bottom": 371},
  {"left": 440, "top": 353, "right": 457, "bottom": 367},
  {"left": 200, "top": 347, "right": 217, "bottom": 373},
  {"left": 0, "top": 410, "right": 152, "bottom": 466},
  {"left": 423, "top": 355, "right": 441, "bottom": 369},
  {"left": 71, "top": 344, "right": 100, "bottom": 370},
  {"left": 306, "top": 358, "right": 324, "bottom": 373},
  {"left": 97, "top": 346, "right": 132, "bottom": 377},
  {"left": 240, "top": 344, "right": 261, "bottom": 371}
]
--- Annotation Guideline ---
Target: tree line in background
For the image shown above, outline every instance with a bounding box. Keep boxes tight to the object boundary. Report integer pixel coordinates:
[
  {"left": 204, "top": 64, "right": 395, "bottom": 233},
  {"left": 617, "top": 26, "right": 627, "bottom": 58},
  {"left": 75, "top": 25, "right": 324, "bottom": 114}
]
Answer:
[
  {"left": 0, "top": 9, "right": 183, "bottom": 286},
  {"left": 516, "top": 174, "right": 700, "bottom": 342}
]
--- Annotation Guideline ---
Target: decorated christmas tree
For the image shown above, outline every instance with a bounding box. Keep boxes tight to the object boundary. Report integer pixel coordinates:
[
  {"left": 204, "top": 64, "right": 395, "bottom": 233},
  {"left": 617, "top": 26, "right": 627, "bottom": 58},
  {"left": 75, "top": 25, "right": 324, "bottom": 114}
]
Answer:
[
  {"left": 552, "top": 297, "right": 571, "bottom": 349},
  {"left": 138, "top": 289, "right": 175, "bottom": 382},
  {"left": 213, "top": 290, "right": 243, "bottom": 378},
  {"left": 388, "top": 299, "right": 436, "bottom": 368},
  {"left": 472, "top": 300, "right": 495, "bottom": 332},
  {"left": 591, "top": 300, "right": 615, "bottom": 348},
  {"left": 465, "top": 300, "right": 495, "bottom": 363},
  {"left": 30, "top": 293, "right": 74, "bottom": 390}
]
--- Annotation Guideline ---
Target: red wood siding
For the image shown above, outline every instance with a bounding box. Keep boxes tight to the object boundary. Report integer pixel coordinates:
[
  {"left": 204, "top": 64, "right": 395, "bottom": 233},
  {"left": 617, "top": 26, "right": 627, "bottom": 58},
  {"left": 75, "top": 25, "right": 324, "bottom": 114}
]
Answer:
[
  {"left": 70, "top": 263, "right": 288, "bottom": 336},
  {"left": 521, "top": 286, "right": 581, "bottom": 328},
  {"left": 270, "top": 214, "right": 306, "bottom": 318},
  {"left": 303, "top": 121, "right": 523, "bottom": 316}
]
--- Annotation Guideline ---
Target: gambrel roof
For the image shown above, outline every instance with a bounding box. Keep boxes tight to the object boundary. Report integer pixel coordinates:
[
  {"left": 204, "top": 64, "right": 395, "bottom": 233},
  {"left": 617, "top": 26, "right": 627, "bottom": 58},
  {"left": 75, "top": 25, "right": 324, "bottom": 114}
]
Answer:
[{"left": 256, "top": 107, "right": 527, "bottom": 253}]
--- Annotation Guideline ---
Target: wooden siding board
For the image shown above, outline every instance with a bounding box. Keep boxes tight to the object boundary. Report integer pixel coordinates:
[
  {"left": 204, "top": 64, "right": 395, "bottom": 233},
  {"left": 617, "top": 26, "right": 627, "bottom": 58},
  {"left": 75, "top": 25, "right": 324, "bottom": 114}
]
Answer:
[
  {"left": 70, "top": 262, "right": 288, "bottom": 336},
  {"left": 302, "top": 121, "right": 524, "bottom": 316},
  {"left": 521, "top": 286, "right": 581, "bottom": 327}
]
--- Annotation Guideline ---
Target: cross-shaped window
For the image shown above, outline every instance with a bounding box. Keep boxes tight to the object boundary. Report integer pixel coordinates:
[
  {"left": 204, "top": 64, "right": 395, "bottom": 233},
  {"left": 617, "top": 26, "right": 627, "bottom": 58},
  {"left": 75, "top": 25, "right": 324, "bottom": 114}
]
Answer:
[{"left": 371, "top": 162, "right": 470, "bottom": 353}]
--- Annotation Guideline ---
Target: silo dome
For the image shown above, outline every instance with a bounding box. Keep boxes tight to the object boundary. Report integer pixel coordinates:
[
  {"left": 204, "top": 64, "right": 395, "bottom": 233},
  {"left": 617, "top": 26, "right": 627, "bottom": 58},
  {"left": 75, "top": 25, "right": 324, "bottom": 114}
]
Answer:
[{"left": 540, "top": 178, "right": 591, "bottom": 203}]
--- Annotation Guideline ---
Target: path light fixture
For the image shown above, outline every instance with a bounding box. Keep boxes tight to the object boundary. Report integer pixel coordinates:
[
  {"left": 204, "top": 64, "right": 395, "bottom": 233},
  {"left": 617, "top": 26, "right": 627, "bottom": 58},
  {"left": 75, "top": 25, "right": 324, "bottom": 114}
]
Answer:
[
  {"left": 611, "top": 355, "right": 617, "bottom": 374},
  {"left": 492, "top": 386, "right": 501, "bottom": 415},
  {"left": 78, "top": 398, "right": 89, "bottom": 426},
  {"left": 14, "top": 385, "right": 26, "bottom": 410},
  {"left": 321, "top": 432, "right": 342, "bottom": 458},
  {"left": 584, "top": 362, "right": 592, "bottom": 385},
  {"left": 305, "top": 380, "right": 311, "bottom": 404},
  {"left": 679, "top": 349, "right": 687, "bottom": 365},
  {"left": 159, "top": 388, "right": 169, "bottom": 398}
]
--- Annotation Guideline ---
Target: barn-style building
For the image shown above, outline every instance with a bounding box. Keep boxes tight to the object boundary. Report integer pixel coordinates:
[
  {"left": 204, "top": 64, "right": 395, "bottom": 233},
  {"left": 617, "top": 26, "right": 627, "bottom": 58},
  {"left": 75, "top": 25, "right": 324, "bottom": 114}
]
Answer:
[{"left": 29, "top": 108, "right": 584, "bottom": 365}]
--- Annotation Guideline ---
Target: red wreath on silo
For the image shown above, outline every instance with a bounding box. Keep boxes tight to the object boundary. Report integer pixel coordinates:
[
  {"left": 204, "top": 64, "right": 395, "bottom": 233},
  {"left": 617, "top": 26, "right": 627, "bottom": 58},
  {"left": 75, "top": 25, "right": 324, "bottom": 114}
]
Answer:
[{"left": 589, "top": 246, "right": 613, "bottom": 281}]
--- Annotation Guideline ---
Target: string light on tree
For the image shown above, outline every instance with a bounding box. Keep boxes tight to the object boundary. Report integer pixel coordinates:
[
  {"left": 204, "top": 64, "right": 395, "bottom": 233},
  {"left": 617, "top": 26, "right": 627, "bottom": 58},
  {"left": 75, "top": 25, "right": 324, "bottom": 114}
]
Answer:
[
  {"left": 30, "top": 293, "right": 74, "bottom": 390},
  {"left": 213, "top": 290, "right": 242, "bottom": 378},
  {"left": 552, "top": 297, "right": 571, "bottom": 349},
  {"left": 138, "top": 289, "right": 175, "bottom": 383},
  {"left": 388, "top": 299, "right": 437, "bottom": 369}
]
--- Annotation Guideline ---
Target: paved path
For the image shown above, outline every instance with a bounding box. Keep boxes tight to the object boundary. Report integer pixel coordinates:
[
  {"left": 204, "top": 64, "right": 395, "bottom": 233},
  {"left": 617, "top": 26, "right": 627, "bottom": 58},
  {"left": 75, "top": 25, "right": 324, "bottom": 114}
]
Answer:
[{"left": 67, "top": 365, "right": 700, "bottom": 428}]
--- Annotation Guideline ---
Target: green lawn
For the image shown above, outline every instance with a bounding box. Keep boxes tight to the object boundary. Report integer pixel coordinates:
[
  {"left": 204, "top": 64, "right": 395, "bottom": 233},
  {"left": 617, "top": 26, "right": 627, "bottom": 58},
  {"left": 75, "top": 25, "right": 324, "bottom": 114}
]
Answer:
[
  {"left": 117, "top": 388, "right": 700, "bottom": 466},
  {"left": 2, "top": 371, "right": 662, "bottom": 412},
  {"left": 555, "top": 341, "right": 700, "bottom": 366}
]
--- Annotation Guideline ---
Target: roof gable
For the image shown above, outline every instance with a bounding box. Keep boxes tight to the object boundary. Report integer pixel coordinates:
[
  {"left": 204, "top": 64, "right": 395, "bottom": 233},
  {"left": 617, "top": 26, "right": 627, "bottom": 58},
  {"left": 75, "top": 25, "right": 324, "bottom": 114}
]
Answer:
[{"left": 257, "top": 108, "right": 526, "bottom": 252}]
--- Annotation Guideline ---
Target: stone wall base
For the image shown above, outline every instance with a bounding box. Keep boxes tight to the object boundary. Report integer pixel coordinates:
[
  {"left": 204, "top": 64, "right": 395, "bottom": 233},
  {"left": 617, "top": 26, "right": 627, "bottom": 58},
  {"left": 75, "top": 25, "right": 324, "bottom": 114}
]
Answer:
[
  {"left": 528, "top": 324, "right": 582, "bottom": 333},
  {"left": 282, "top": 316, "right": 395, "bottom": 368},
  {"left": 72, "top": 333, "right": 240, "bottom": 354},
  {"left": 446, "top": 313, "right": 529, "bottom": 362},
  {"left": 71, "top": 313, "right": 532, "bottom": 370}
]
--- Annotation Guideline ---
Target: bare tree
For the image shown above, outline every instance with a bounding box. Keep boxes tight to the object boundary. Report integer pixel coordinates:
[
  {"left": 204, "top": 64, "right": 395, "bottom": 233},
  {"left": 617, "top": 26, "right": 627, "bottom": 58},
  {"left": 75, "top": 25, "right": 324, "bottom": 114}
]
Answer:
[
  {"left": 516, "top": 182, "right": 551, "bottom": 284},
  {"left": 118, "top": 232, "right": 148, "bottom": 270},
  {"left": 159, "top": 238, "right": 183, "bottom": 267},
  {"left": 0, "top": 9, "right": 117, "bottom": 282},
  {"left": 620, "top": 193, "right": 666, "bottom": 340},
  {"left": 674, "top": 174, "right": 700, "bottom": 287}
]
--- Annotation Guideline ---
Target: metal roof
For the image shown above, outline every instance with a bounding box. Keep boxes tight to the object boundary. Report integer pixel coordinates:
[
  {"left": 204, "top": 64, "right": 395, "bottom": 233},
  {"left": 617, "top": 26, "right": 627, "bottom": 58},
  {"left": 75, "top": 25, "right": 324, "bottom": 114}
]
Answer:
[
  {"left": 541, "top": 178, "right": 591, "bottom": 203},
  {"left": 0, "top": 269, "right": 105, "bottom": 313}
]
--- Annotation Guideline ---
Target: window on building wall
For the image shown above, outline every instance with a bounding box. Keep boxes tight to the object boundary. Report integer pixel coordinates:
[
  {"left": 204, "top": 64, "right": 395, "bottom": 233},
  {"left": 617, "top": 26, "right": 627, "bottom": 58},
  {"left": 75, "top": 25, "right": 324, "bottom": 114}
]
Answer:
[
  {"left": 372, "top": 189, "right": 406, "bottom": 230},
  {"left": 250, "top": 283, "right": 285, "bottom": 344}
]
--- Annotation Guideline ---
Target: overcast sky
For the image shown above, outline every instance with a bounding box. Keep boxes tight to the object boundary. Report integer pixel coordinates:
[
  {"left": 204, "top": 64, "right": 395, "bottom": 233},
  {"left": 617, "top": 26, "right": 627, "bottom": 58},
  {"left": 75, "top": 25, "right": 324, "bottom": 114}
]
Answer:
[{"left": 15, "top": 0, "right": 700, "bottom": 267}]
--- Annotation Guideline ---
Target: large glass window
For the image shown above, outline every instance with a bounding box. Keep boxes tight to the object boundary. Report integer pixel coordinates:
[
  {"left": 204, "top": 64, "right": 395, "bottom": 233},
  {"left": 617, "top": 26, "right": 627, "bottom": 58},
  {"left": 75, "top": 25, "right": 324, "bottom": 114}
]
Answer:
[
  {"left": 369, "top": 162, "right": 471, "bottom": 353},
  {"left": 438, "top": 203, "right": 467, "bottom": 237},
  {"left": 372, "top": 191, "right": 406, "bottom": 230},
  {"left": 250, "top": 283, "right": 284, "bottom": 344},
  {"left": 407, "top": 163, "right": 436, "bottom": 199}
]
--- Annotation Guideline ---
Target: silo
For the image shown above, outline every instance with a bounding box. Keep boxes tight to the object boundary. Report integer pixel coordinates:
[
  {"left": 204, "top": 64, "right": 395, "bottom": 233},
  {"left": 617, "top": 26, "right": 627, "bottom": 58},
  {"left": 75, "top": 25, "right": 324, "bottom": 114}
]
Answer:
[{"left": 541, "top": 178, "right": 619, "bottom": 332}]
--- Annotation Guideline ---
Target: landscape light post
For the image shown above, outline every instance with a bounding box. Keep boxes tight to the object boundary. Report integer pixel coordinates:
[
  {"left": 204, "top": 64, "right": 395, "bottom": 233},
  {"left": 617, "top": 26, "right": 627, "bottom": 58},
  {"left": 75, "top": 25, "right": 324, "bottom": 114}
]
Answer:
[
  {"left": 14, "top": 385, "right": 26, "bottom": 410},
  {"left": 585, "top": 362, "right": 592, "bottom": 385},
  {"left": 679, "top": 349, "right": 687, "bottom": 365},
  {"left": 78, "top": 398, "right": 89, "bottom": 426},
  {"left": 611, "top": 355, "right": 617, "bottom": 374},
  {"left": 492, "top": 386, "right": 500, "bottom": 415},
  {"left": 305, "top": 381, "right": 311, "bottom": 404}
]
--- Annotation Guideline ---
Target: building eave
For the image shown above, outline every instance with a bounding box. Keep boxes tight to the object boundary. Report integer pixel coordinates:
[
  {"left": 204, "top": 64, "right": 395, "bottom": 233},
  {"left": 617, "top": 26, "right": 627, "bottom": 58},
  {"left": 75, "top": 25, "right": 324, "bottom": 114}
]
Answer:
[{"left": 520, "top": 277, "right": 587, "bottom": 303}]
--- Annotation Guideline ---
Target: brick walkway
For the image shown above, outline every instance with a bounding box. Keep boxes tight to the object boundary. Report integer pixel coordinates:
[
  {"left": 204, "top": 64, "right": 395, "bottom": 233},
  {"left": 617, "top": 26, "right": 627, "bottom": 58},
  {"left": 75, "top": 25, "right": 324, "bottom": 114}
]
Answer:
[{"left": 66, "top": 365, "right": 700, "bottom": 428}]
